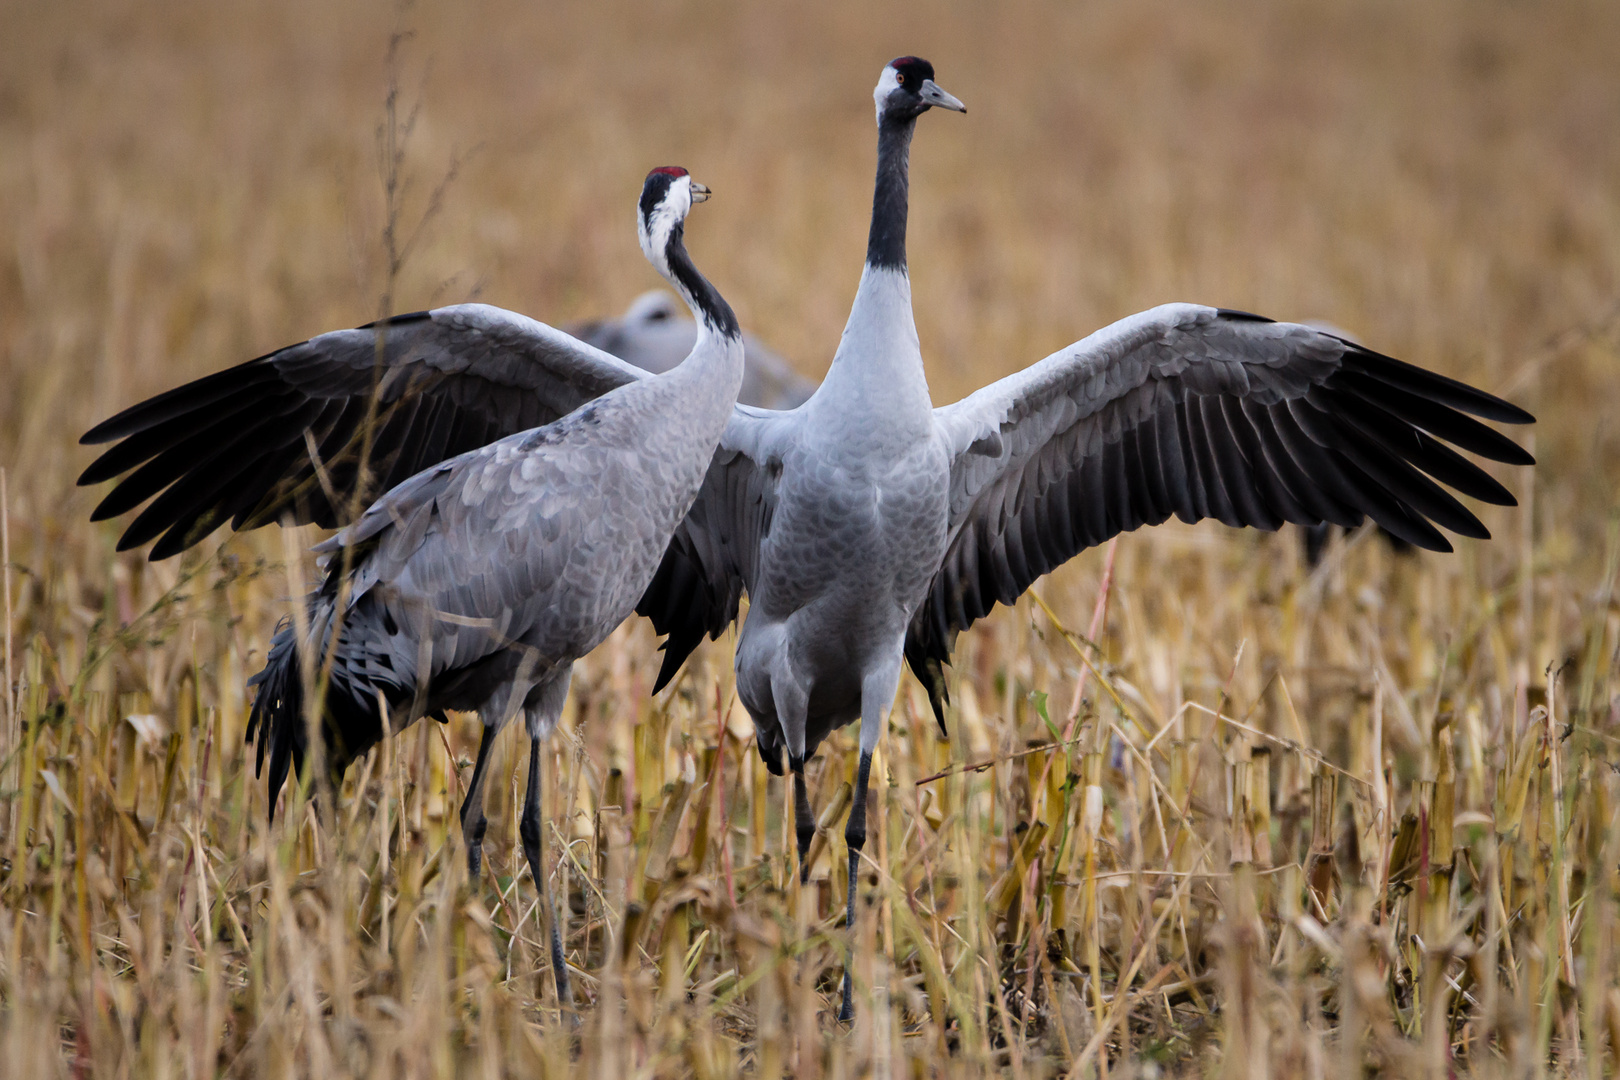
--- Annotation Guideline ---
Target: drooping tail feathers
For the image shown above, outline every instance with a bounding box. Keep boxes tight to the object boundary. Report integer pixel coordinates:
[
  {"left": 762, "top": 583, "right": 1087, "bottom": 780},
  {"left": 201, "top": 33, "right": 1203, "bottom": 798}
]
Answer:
[
  {"left": 245, "top": 609, "right": 392, "bottom": 823},
  {"left": 244, "top": 618, "right": 305, "bottom": 823}
]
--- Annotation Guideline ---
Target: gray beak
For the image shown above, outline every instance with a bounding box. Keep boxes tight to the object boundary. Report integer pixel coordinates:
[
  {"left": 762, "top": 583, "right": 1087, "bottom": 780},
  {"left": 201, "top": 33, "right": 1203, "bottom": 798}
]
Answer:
[
  {"left": 690, "top": 181, "right": 711, "bottom": 203},
  {"left": 919, "top": 78, "right": 967, "bottom": 113}
]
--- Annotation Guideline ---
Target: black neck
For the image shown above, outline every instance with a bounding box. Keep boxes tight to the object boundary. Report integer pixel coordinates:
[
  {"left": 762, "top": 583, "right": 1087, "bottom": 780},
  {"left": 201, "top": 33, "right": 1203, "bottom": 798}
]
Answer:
[
  {"left": 666, "top": 221, "right": 740, "bottom": 338},
  {"left": 866, "top": 114, "right": 917, "bottom": 271}
]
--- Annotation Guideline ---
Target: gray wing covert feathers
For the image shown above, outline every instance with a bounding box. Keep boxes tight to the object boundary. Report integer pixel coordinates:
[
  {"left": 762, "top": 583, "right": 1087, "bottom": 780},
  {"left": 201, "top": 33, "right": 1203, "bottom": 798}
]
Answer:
[
  {"left": 635, "top": 409, "right": 787, "bottom": 692},
  {"left": 320, "top": 436, "right": 573, "bottom": 673},
  {"left": 906, "top": 303, "right": 1535, "bottom": 712},
  {"left": 247, "top": 428, "right": 605, "bottom": 801},
  {"left": 312, "top": 414, "right": 654, "bottom": 716},
  {"left": 78, "top": 304, "right": 646, "bottom": 558}
]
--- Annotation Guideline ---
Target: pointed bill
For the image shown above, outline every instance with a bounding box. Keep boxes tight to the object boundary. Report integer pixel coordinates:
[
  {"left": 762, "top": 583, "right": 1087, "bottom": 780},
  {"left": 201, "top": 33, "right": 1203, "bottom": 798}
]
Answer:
[{"left": 919, "top": 79, "right": 966, "bottom": 113}]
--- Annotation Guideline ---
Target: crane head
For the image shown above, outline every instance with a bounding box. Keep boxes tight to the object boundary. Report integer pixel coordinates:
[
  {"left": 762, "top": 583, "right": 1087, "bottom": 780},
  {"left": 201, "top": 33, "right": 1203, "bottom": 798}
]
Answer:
[
  {"left": 875, "top": 56, "right": 966, "bottom": 125},
  {"left": 638, "top": 166, "right": 710, "bottom": 275}
]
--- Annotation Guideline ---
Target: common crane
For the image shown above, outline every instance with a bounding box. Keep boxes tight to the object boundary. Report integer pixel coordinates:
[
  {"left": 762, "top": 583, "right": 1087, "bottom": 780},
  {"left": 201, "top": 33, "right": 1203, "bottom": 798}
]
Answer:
[
  {"left": 84, "top": 167, "right": 743, "bottom": 1010},
  {"left": 79, "top": 59, "right": 1534, "bottom": 1023}
]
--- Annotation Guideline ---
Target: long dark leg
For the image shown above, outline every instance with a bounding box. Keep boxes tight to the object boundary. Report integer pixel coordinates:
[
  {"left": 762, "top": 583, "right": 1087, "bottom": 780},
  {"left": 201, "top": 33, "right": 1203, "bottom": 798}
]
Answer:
[
  {"left": 521, "top": 735, "right": 573, "bottom": 1014},
  {"left": 790, "top": 754, "right": 816, "bottom": 885},
  {"left": 459, "top": 724, "right": 499, "bottom": 879},
  {"left": 839, "top": 749, "right": 873, "bottom": 1023}
]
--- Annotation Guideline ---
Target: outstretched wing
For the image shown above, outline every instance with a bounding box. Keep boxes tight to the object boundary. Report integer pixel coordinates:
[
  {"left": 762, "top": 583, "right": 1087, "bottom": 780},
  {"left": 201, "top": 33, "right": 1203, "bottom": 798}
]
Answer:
[
  {"left": 79, "top": 303, "right": 647, "bottom": 558},
  {"left": 634, "top": 407, "right": 790, "bottom": 692},
  {"left": 908, "top": 303, "right": 1535, "bottom": 719}
]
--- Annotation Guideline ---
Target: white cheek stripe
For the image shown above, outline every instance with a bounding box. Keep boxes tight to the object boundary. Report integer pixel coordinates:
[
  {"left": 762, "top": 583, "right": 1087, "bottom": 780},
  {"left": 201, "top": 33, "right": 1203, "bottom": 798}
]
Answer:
[
  {"left": 637, "top": 177, "right": 691, "bottom": 273},
  {"left": 873, "top": 66, "right": 899, "bottom": 124}
]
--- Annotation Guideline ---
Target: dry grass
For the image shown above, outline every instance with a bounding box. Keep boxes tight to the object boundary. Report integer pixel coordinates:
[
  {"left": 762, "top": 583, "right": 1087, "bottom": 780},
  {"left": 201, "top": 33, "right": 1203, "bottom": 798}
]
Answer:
[{"left": 3, "top": 0, "right": 1620, "bottom": 1075}]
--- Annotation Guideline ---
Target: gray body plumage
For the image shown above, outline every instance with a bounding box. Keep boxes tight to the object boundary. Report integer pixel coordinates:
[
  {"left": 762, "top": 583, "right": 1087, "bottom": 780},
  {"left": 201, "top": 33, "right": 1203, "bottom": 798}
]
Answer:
[
  {"left": 297, "top": 360, "right": 734, "bottom": 747},
  {"left": 727, "top": 265, "right": 948, "bottom": 763}
]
